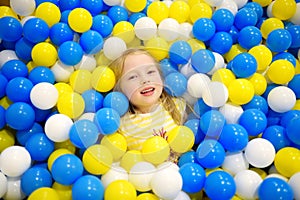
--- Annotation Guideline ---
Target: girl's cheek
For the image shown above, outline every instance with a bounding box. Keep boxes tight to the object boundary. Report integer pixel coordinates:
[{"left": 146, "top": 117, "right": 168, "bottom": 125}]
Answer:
[{"left": 121, "top": 82, "right": 139, "bottom": 99}]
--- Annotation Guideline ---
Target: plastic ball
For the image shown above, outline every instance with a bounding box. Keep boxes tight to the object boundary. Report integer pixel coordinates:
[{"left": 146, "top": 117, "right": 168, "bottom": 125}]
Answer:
[
  {"left": 68, "top": 8, "right": 92, "bottom": 33},
  {"left": 267, "top": 86, "right": 296, "bottom": 113},
  {"left": 28, "top": 67, "right": 54, "bottom": 85},
  {"left": 267, "top": 59, "right": 295, "bottom": 85},
  {"left": 273, "top": 52, "right": 297, "bottom": 67},
  {"left": 177, "top": 150, "right": 198, "bottom": 167},
  {"left": 91, "top": 14, "right": 113, "bottom": 38},
  {"left": 167, "top": 125, "right": 195, "bottom": 153},
  {"left": 204, "top": 170, "right": 236, "bottom": 200},
  {"left": 286, "top": 115, "right": 300, "bottom": 145},
  {"left": 102, "top": 36, "right": 127, "bottom": 60},
  {"left": 202, "top": 81, "right": 229, "bottom": 108},
  {"left": 112, "top": 21, "right": 135, "bottom": 44},
  {"left": 211, "top": 68, "right": 236, "bottom": 87},
  {"left": 196, "top": 139, "right": 226, "bottom": 169},
  {"left": 32, "top": 42, "right": 58, "bottom": 66},
  {"left": 238, "top": 108, "right": 267, "bottom": 136},
  {"left": 272, "top": 0, "right": 296, "bottom": 20},
  {"left": 212, "top": 8, "right": 234, "bottom": 32},
  {"left": 169, "top": 40, "right": 192, "bottom": 65},
  {"left": 23, "top": 18, "right": 49, "bottom": 44},
  {"left": 234, "top": 7, "right": 258, "bottom": 30},
  {"left": 146, "top": 1, "right": 169, "bottom": 24},
  {"left": 81, "top": 0, "right": 104, "bottom": 16},
  {"left": 28, "top": 187, "right": 59, "bottom": 200},
  {"left": 231, "top": 52, "right": 257, "bottom": 78},
  {"left": 124, "top": 0, "right": 146, "bottom": 12},
  {"left": 144, "top": 37, "right": 169, "bottom": 61},
  {"left": 234, "top": 170, "right": 262, "bottom": 199},
  {"left": 100, "top": 132, "right": 127, "bottom": 161},
  {"left": 287, "top": 25, "right": 300, "bottom": 48},
  {"left": 209, "top": 31, "right": 233, "bottom": 55},
  {"left": 247, "top": 73, "right": 267, "bottom": 96},
  {"left": 20, "top": 167, "right": 53, "bottom": 196},
  {"left": 44, "top": 113, "right": 73, "bottom": 142},
  {"left": 107, "top": 5, "right": 129, "bottom": 25},
  {"left": 137, "top": 193, "right": 159, "bottom": 200},
  {"left": 14, "top": 37, "right": 34, "bottom": 62},
  {"left": 30, "top": 82, "right": 59, "bottom": 110},
  {"left": 0, "top": 49, "right": 18, "bottom": 68},
  {"left": 134, "top": 17, "right": 157, "bottom": 41},
  {"left": 222, "top": 151, "right": 249, "bottom": 175},
  {"left": 104, "top": 180, "right": 137, "bottom": 200},
  {"left": 258, "top": 177, "right": 294, "bottom": 200},
  {"left": 262, "top": 125, "right": 291, "bottom": 151},
  {"left": 187, "top": 73, "right": 210, "bottom": 98},
  {"left": 190, "top": 3, "right": 213, "bottom": 23},
  {"left": 78, "top": 30, "right": 103, "bottom": 54},
  {"left": 69, "top": 69, "right": 92, "bottom": 94},
  {"left": 103, "top": 91, "right": 129, "bottom": 116},
  {"left": 50, "top": 60, "right": 74, "bottom": 82},
  {"left": 0, "top": 146, "right": 31, "bottom": 177},
  {"left": 280, "top": 110, "right": 300, "bottom": 128},
  {"left": 219, "top": 124, "right": 248, "bottom": 152},
  {"left": 57, "top": 92, "right": 85, "bottom": 118},
  {"left": 244, "top": 138, "right": 276, "bottom": 168},
  {"left": 191, "top": 49, "right": 215, "bottom": 73},
  {"left": 228, "top": 78, "right": 255, "bottom": 105},
  {"left": 157, "top": 18, "right": 180, "bottom": 42},
  {"left": 10, "top": 0, "right": 36, "bottom": 16},
  {"left": 249, "top": 45, "right": 272, "bottom": 72},
  {"left": 274, "top": 147, "right": 300, "bottom": 177},
  {"left": 0, "top": 16, "right": 22, "bottom": 42},
  {"left": 260, "top": 17, "right": 284, "bottom": 39},
  {"left": 169, "top": 1, "right": 190, "bottom": 23},
  {"left": 58, "top": 41, "right": 83, "bottom": 66},
  {"left": 5, "top": 77, "right": 33, "bottom": 103},
  {"left": 179, "top": 162, "right": 206, "bottom": 193},
  {"left": 0, "top": 172, "right": 7, "bottom": 198},
  {"left": 242, "top": 94, "right": 268, "bottom": 114},
  {"left": 192, "top": 18, "right": 216, "bottom": 42},
  {"left": 101, "top": 165, "right": 128, "bottom": 188},
  {"left": 35, "top": 2, "right": 61, "bottom": 27},
  {"left": 238, "top": 26, "right": 262, "bottom": 50},
  {"left": 289, "top": 172, "right": 300, "bottom": 200},
  {"left": 94, "top": 107, "right": 120, "bottom": 135},
  {"left": 72, "top": 175, "right": 104, "bottom": 200},
  {"left": 164, "top": 72, "right": 187, "bottom": 97},
  {"left": 200, "top": 110, "right": 226, "bottom": 138},
  {"left": 16, "top": 122, "right": 43, "bottom": 146},
  {"left": 47, "top": 148, "right": 72, "bottom": 171},
  {"left": 193, "top": 98, "right": 212, "bottom": 117},
  {"left": 81, "top": 89, "right": 103, "bottom": 113},
  {"left": 266, "top": 29, "right": 292, "bottom": 53}
]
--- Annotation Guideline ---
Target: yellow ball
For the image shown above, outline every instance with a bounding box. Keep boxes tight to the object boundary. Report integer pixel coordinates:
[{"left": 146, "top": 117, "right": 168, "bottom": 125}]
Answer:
[
  {"left": 52, "top": 182, "right": 72, "bottom": 200},
  {"left": 272, "top": 0, "right": 296, "bottom": 20},
  {"left": 188, "top": 0, "right": 205, "bottom": 7},
  {"left": 167, "top": 126, "right": 195, "bottom": 153},
  {"left": 104, "top": 180, "right": 137, "bottom": 200},
  {"left": 293, "top": 99, "right": 300, "bottom": 110},
  {"left": 189, "top": 3, "right": 212, "bottom": 23},
  {"left": 141, "top": 136, "right": 170, "bottom": 165},
  {"left": 82, "top": 144, "right": 113, "bottom": 175},
  {"left": 295, "top": 59, "right": 300, "bottom": 75},
  {"left": 100, "top": 133, "right": 127, "bottom": 162},
  {"left": 0, "top": 96, "right": 12, "bottom": 109},
  {"left": 31, "top": 42, "right": 58, "bottom": 66},
  {"left": 0, "top": 129, "right": 15, "bottom": 153},
  {"left": 28, "top": 187, "right": 59, "bottom": 200},
  {"left": 47, "top": 148, "right": 73, "bottom": 171},
  {"left": 137, "top": 193, "right": 159, "bottom": 200},
  {"left": 267, "top": 59, "right": 295, "bottom": 84},
  {"left": 187, "top": 38, "right": 206, "bottom": 53},
  {"left": 252, "top": 0, "right": 272, "bottom": 7},
  {"left": 212, "top": 68, "right": 236, "bottom": 87},
  {"left": 35, "top": 2, "right": 61, "bottom": 27},
  {"left": 248, "top": 45, "right": 273, "bottom": 72},
  {"left": 0, "top": 6, "right": 18, "bottom": 18},
  {"left": 112, "top": 21, "right": 135, "bottom": 44},
  {"left": 224, "top": 44, "right": 246, "bottom": 63},
  {"left": 91, "top": 66, "right": 116, "bottom": 93},
  {"left": 68, "top": 8, "right": 92, "bottom": 33},
  {"left": 249, "top": 167, "right": 268, "bottom": 179},
  {"left": 56, "top": 92, "right": 85, "bottom": 119},
  {"left": 54, "top": 140, "right": 76, "bottom": 154},
  {"left": 145, "top": 37, "right": 169, "bottom": 61},
  {"left": 147, "top": 1, "right": 169, "bottom": 24},
  {"left": 120, "top": 150, "right": 144, "bottom": 172},
  {"left": 260, "top": 17, "right": 284, "bottom": 39},
  {"left": 169, "top": 1, "right": 191, "bottom": 23},
  {"left": 228, "top": 79, "right": 255, "bottom": 105},
  {"left": 274, "top": 147, "right": 300, "bottom": 177},
  {"left": 54, "top": 82, "right": 73, "bottom": 97},
  {"left": 69, "top": 69, "right": 92, "bottom": 94},
  {"left": 247, "top": 73, "right": 267, "bottom": 95},
  {"left": 124, "top": 0, "right": 147, "bottom": 12}
]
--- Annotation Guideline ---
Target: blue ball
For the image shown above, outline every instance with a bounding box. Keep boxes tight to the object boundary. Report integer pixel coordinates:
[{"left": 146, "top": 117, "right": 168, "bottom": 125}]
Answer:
[
  {"left": 273, "top": 52, "right": 296, "bottom": 67},
  {"left": 191, "top": 49, "right": 215, "bottom": 73},
  {"left": 242, "top": 95, "right": 269, "bottom": 114},
  {"left": 178, "top": 150, "right": 198, "bottom": 167},
  {"left": 49, "top": 22, "right": 74, "bottom": 46},
  {"left": 0, "top": 106, "right": 5, "bottom": 129},
  {"left": 1, "top": 59, "right": 28, "bottom": 80},
  {"left": 286, "top": 116, "right": 300, "bottom": 145},
  {"left": 79, "top": 30, "right": 104, "bottom": 54},
  {"left": 184, "top": 118, "right": 205, "bottom": 145},
  {"left": 234, "top": 7, "right": 258, "bottom": 30},
  {"left": 262, "top": 83, "right": 278, "bottom": 99},
  {"left": 72, "top": 175, "right": 104, "bottom": 200},
  {"left": 60, "top": 10, "right": 72, "bottom": 23},
  {"left": 229, "top": 25, "right": 239, "bottom": 44},
  {"left": 15, "top": 38, "right": 35, "bottom": 62},
  {"left": 5, "top": 102, "right": 35, "bottom": 131},
  {"left": 164, "top": 72, "right": 187, "bottom": 97},
  {"left": 22, "top": 18, "right": 49, "bottom": 44},
  {"left": 159, "top": 58, "right": 178, "bottom": 77},
  {"left": 16, "top": 122, "right": 44, "bottom": 146},
  {"left": 21, "top": 167, "right": 53, "bottom": 196},
  {"left": 0, "top": 74, "right": 8, "bottom": 98},
  {"left": 25, "top": 132, "right": 55, "bottom": 161},
  {"left": 280, "top": 109, "right": 300, "bottom": 127},
  {"left": 219, "top": 124, "right": 249, "bottom": 152},
  {"left": 231, "top": 52, "right": 257, "bottom": 78},
  {"left": 103, "top": 91, "right": 129, "bottom": 116},
  {"left": 238, "top": 26, "right": 262, "bottom": 49},
  {"left": 0, "top": 16, "right": 23, "bottom": 42},
  {"left": 267, "top": 110, "right": 283, "bottom": 126},
  {"left": 262, "top": 125, "right": 291, "bottom": 151},
  {"left": 33, "top": 106, "right": 52, "bottom": 123},
  {"left": 129, "top": 12, "right": 146, "bottom": 25},
  {"left": 51, "top": 154, "right": 84, "bottom": 185},
  {"left": 94, "top": 107, "right": 120, "bottom": 135},
  {"left": 179, "top": 163, "right": 206, "bottom": 193},
  {"left": 59, "top": 0, "right": 80, "bottom": 11},
  {"left": 58, "top": 41, "right": 83, "bottom": 66},
  {"left": 169, "top": 40, "right": 192, "bottom": 65},
  {"left": 91, "top": 14, "right": 113, "bottom": 38},
  {"left": 5, "top": 77, "right": 33, "bottom": 103},
  {"left": 28, "top": 66, "right": 55, "bottom": 85},
  {"left": 209, "top": 31, "right": 233, "bottom": 55},
  {"left": 287, "top": 24, "right": 300, "bottom": 48},
  {"left": 196, "top": 139, "right": 225, "bottom": 169},
  {"left": 258, "top": 177, "right": 294, "bottom": 200},
  {"left": 244, "top": 2, "right": 263, "bottom": 20},
  {"left": 82, "top": 89, "right": 103, "bottom": 113},
  {"left": 193, "top": 98, "right": 211, "bottom": 117},
  {"left": 238, "top": 108, "right": 267, "bottom": 136},
  {"left": 200, "top": 110, "right": 226, "bottom": 139},
  {"left": 107, "top": 5, "right": 128, "bottom": 24},
  {"left": 211, "top": 9, "right": 234, "bottom": 32},
  {"left": 266, "top": 29, "right": 292, "bottom": 53},
  {"left": 204, "top": 170, "right": 236, "bottom": 200},
  {"left": 192, "top": 18, "right": 216, "bottom": 41},
  {"left": 69, "top": 119, "right": 99, "bottom": 149},
  {"left": 80, "top": 0, "right": 103, "bottom": 16}
]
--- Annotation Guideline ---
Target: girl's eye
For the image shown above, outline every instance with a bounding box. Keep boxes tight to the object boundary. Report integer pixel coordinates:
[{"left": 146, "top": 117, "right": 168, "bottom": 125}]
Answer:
[
  {"left": 148, "top": 70, "right": 156, "bottom": 75},
  {"left": 128, "top": 75, "right": 137, "bottom": 80}
]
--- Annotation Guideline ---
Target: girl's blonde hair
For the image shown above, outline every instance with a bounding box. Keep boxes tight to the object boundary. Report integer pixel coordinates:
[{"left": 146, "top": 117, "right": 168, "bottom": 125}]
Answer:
[{"left": 109, "top": 48, "right": 183, "bottom": 125}]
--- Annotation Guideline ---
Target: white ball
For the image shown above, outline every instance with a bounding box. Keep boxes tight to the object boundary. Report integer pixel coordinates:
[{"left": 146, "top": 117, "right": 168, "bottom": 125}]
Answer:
[
  {"left": 0, "top": 172, "right": 7, "bottom": 198},
  {"left": 101, "top": 165, "right": 128, "bottom": 188},
  {"left": 128, "top": 161, "right": 156, "bottom": 192},
  {"left": 266, "top": 1, "right": 275, "bottom": 18},
  {"left": 207, "top": 52, "right": 225, "bottom": 75},
  {"left": 222, "top": 152, "right": 249, "bottom": 176},
  {"left": 10, "top": 0, "right": 36, "bottom": 16},
  {"left": 234, "top": 170, "right": 262, "bottom": 200},
  {"left": 267, "top": 86, "right": 296, "bottom": 113},
  {"left": 174, "top": 191, "right": 191, "bottom": 200},
  {"left": 187, "top": 73, "right": 210, "bottom": 98},
  {"left": 74, "top": 54, "right": 97, "bottom": 71},
  {"left": 151, "top": 167, "right": 183, "bottom": 200},
  {"left": 244, "top": 138, "right": 276, "bottom": 168},
  {"left": 44, "top": 113, "right": 73, "bottom": 142},
  {"left": 51, "top": 61, "right": 74, "bottom": 82},
  {"left": 20, "top": 16, "right": 36, "bottom": 26},
  {"left": 180, "top": 62, "right": 197, "bottom": 78},
  {"left": 178, "top": 22, "right": 193, "bottom": 41},
  {"left": 77, "top": 112, "right": 95, "bottom": 122},
  {"left": 233, "top": 0, "right": 247, "bottom": 8},
  {"left": 204, "top": 0, "right": 224, "bottom": 7},
  {"left": 30, "top": 82, "right": 59, "bottom": 110},
  {"left": 0, "top": 146, "right": 31, "bottom": 177},
  {"left": 202, "top": 81, "right": 228, "bottom": 108},
  {"left": 288, "top": 172, "right": 300, "bottom": 200},
  {"left": 291, "top": 3, "right": 300, "bottom": 25},
  {"left": 157, "top": 161, "right": 180, "bottom": 171},
  {"left": 158, "top": 18, "right": 180, "bottom": 42},
  {"left": 103, "top": 37, "right": 127, "bottom": 60},
  {"left": 219, "top": 103, "right": 244, "bottom": 124},
  {"left": 265, "top": 173, "right": 288, "bottom": 182},
  {"left": 216, "top": 0, "right": 238, "bottom": 15},
  {"left": 134, "top": 17, "right": 157, "bottom": 41},
  {"left": 0, "top": 50, "right": 18, "bottom": 69},
  {"left": 103, "top": 0, "right": 121, "bottom": 6},
  {"left": 3, "top": 177, "right": 26, "bottom": 200}
]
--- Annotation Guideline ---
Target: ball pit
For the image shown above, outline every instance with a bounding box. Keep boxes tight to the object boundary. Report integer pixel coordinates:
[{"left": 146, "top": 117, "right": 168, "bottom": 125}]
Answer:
[{"left": 0, "top": 0, "right": 300, "bottom": 199}]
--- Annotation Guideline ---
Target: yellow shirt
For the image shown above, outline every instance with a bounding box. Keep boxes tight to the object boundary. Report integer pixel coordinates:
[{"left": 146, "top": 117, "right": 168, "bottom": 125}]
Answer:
[{"left": 118, "top": 98, "right": 186, "bottom": 150}]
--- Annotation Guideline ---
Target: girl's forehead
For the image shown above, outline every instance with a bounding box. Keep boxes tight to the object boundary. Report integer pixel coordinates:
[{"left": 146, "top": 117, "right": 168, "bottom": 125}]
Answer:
[{"left": 123, "top": 53, "right": 156, "bottom": 72}]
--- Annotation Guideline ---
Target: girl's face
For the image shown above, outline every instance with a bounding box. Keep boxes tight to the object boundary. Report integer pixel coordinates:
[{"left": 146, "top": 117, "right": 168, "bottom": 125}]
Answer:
[{"left": 120, "top": 53, "right": 163, "bottom": 113}]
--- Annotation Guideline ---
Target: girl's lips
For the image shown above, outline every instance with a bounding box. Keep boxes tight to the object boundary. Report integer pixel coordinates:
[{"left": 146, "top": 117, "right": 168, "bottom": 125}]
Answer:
[{"left": 140, "top": 87, "right": 155, "bottom": 96}]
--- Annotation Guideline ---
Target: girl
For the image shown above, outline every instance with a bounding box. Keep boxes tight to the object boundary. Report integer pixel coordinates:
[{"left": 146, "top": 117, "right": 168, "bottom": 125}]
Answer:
[{"left": 109, "top": 48, "right": 186, "bottom": 151}]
